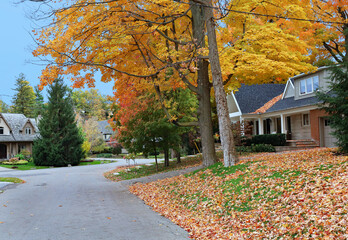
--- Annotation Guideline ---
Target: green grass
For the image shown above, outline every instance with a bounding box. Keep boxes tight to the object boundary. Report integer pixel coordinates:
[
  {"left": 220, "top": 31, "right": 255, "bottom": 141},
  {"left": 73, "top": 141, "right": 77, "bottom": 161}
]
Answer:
[
  {"left": 79, "top": 160, "right": 112, "bottom": 165},
  {"left": 104, "top": 155, "right": 203, "bottom": 181},
  {"left": 0, "top": 161, "right": 49, "bottom": 170},
  {"left": 0, "top": 177, "right": 24, "bottom": 183},
  {"left": 0, "top": 160, "right": 113, "bottom": 170}
]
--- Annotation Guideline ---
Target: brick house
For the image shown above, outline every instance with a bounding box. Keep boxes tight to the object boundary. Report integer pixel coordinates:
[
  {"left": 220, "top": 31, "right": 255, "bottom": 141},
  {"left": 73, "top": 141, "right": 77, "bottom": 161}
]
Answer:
[
  {"left": 0, "top": 113, "right": 39, "bottom": 159},
  {"left": 227, "top": 66, "right": 337, "bottom": 147}
]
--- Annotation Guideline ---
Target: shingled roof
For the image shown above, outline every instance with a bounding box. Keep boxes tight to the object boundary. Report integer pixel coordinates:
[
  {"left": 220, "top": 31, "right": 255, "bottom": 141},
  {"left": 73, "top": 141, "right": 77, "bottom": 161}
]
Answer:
[
  {"left": 234, "top": 84, "right": 285, "bottom": 114},
  {"left": 98, "top": 120, "right": 113, "bottom": 135},
  {"left": 266, "top": 95, "right": 321, "bottom": 113},
  {"left": 0, "top": 113, "right": 39, "bottom": 142}
]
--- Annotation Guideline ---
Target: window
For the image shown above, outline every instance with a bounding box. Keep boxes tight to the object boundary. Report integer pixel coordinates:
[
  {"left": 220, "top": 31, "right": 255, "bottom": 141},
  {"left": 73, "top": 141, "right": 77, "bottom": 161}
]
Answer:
[
  {"left": 300, "top": 76, "right": 319, "bottom": 95},
  {"left": 303, "top": 114, "right": 310, "bottom": 126},
  {"left": 25, "top": 127, "right": 31, "bottom": 135},
  {"left": 324, "top": 119, "right": 331, "bottom": 126},
  {"left": 0, "top": 127, "right": 3, "bottom": 135}
]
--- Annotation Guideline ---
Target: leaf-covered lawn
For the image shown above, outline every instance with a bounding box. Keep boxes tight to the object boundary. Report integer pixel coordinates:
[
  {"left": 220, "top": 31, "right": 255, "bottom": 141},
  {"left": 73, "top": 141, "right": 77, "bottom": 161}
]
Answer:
[{"left": 130, "top": 148, "right": 348, "bottom": 239}]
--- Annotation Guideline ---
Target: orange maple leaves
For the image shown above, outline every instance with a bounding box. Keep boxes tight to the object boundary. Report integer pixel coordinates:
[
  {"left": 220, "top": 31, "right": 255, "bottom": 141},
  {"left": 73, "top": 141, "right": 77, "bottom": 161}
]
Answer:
[{"left": 130, "top": 148, "right": 348, "bottom": 239}]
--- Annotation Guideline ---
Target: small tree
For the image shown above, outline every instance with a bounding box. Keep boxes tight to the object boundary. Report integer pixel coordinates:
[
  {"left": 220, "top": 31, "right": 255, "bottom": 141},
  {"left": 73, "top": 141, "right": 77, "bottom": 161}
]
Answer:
[
  {"left": 11, "top": 73, "right": 36, "bottom": 118},
  {"left": 33, "top": 79, "right": 84, "bottom": 166},
  {"left": 317, "top": 63, "right": 348, "bottom": 153}
]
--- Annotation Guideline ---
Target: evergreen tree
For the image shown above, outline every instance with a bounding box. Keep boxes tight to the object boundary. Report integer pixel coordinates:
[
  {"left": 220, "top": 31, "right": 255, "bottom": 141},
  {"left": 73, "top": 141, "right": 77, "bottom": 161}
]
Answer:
[
  {"left": 11, "top": 73, "right": 36, "bottom": 118},
  {"left": 33, "top": 79, "right": 84, "bottom": 167},
  {"left": 34, "top": 86, "right": 46, "bottom": 117},
  {"left": 317, "top": 62, "right": 348, "bottom": 153}
]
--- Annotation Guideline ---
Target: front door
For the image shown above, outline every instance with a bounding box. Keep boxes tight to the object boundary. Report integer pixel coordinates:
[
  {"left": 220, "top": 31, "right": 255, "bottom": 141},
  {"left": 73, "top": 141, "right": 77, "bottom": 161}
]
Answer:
[
  {"left": 322, "top": 118, "right": 337, "bottom": 147},
  {"left": 0, "top": 144, "right": 7, "bottom": 159},
  {"left": 286, "top": 116, "right": 292, "bottom": 140}
]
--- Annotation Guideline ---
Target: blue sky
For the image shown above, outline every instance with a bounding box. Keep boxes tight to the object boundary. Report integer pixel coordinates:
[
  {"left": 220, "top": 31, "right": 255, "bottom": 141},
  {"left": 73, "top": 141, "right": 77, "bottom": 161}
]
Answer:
[{"left": 0, "top": 1, "right": 115, "bottom": 105}]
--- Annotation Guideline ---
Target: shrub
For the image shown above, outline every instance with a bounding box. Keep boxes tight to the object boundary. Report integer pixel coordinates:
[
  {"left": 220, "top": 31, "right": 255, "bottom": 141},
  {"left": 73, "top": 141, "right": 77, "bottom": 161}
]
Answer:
[
  {"left": 251, "top": 144, "right": 275, "bottom": 152},
  {"left": 96, "top": 153, "right": 113, "bottom": 158},
  {"left": 242, "top": 134, "right": 286, "bottom": 146},
  {"left": 112, "top": 144, "right": 122, "bottom": 155},
  {"left": 20, "top": 149, "right": 31, "bottom": 160},
  {"left": 15, "top": 153, "right": 25, "bottom": 160},
  {"left": 236, "top": 144, "right": 275, "bottom": 153},
  {"left": 3, "top": 160, "right": 28, "bottom": 165}
]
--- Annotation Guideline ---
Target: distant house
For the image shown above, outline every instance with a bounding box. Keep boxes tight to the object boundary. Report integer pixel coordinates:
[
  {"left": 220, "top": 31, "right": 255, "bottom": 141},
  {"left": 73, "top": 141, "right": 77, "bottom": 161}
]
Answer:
[
  {"left": 97, "top": 120, "right": 113, "bottom": 142},
  {"left": 0, "top": 113, "right": 39, "bottom": 159},
  {"left": 227, "top": 66, "right": 337, "bottom": 148}
]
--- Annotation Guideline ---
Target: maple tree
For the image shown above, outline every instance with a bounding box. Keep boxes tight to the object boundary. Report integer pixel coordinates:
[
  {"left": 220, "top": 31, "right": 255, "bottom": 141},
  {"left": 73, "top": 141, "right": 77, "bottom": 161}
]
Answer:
[
  {"left": 30, "top": 0, "right": 315, "bottom": 166},
  {"left": 72, "top": 89, "right": 110, "bottom": 120}
]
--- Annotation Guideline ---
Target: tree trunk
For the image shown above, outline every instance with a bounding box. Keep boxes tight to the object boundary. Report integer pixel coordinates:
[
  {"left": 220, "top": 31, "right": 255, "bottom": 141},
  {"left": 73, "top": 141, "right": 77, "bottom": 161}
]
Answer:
[
  {"left": 204, "top": 0, "right": 238, "bottom": 167},
  {"left": 191, "top": 1, "right": 217, "bottom": 167},
  {"left": 164, "top": 149, "right": 170, "bottom": 167}
]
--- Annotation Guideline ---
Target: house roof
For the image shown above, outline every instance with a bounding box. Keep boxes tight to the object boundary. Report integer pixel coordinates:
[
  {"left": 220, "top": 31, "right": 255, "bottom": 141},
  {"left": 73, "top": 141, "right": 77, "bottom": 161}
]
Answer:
[
  {"left": 0, "top": 113, "right": 39, "bottom": 142},
  {"left": 234, "top": 84, "right": 285, "bottom": 114},
  {"left": 98, "top": 120, "right": 113, "bottom": 135},
  {"left": 266, "top": 96, "right": 320, "bottom": 113}
]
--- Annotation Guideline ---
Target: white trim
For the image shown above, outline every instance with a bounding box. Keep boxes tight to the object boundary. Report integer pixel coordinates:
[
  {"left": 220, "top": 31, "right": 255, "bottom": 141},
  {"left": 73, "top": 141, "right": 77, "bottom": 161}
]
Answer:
[
  {"left": 231, "top": 92, "right": 242, "bottom": 114},
  {"left": 229, "top": 112, "right": 242, "bottom": 118},
  {"left": 282, "top": 79, "right": 295, "bottom": 99}
]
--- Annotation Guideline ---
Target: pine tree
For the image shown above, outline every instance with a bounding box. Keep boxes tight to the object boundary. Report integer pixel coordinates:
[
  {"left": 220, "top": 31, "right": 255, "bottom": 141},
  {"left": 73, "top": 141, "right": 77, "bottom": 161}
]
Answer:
[
  {"left": 34, "top": 86, "right": 46, "bottom": 117},
  {"left": 317, "top": 62, "right": 348, "bottom": 153},
  {"left": 11, "top": 73, "right": 36, "bottom": 118},
  {"left": 33, "top": 79, "right": 84, "bottom": 167}
]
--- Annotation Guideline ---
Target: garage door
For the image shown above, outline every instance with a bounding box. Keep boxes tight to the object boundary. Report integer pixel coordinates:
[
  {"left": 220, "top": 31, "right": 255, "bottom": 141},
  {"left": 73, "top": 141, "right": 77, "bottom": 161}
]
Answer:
[{"left": 323, "top": 119, "right": 337, "bottom": 147}]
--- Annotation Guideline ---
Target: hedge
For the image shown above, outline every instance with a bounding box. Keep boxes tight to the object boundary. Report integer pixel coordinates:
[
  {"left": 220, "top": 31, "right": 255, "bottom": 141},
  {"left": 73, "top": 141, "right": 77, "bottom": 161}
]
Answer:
[{"left": 242, "top": 133, "right": 286, "bottom": 146}]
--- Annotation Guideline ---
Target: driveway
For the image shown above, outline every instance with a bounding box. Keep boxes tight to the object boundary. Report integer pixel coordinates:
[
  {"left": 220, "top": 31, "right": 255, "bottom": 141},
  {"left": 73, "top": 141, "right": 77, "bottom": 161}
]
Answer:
[{"left": 0, "top": 159, "right": 190, "bottom": 240}]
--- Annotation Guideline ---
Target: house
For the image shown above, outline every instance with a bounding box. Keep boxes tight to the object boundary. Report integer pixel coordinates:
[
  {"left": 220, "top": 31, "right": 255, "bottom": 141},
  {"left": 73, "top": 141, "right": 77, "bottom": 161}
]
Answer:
[
  {"left": 227, "top": 66, "right": 337, "bottom": 148},
  {"left": 0, "top": 113, "right": 39, "bottom": 159},
  {"left": 97, "top": 120, "right": 113, "bottom": 142}
]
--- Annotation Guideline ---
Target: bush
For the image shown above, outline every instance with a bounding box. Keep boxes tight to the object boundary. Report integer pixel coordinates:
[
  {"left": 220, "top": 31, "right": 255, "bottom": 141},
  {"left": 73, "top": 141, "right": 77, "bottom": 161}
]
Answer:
[
  {"left": 242, "top": 134, "right": 286, "bottom": 146},
  {"left": 20, "top": 150, "right": 31, "bottom": 160},
  {"left": 96, "top": 153, "right": 113, "bottom": 158},
  {"left": 112, "top": 144, "right": 122, "bottom": 155},
  {"left": 251, "top": 144, "right": 275, "bottom": 152},
  {"left": 236, "top": 144, "right": 275, "bottom": 153},
  {"left": 3, "top": 160, "right": 28, "bottom": 165},
  {"left": 15, "top": 153, "right": 25, "bottom": 160}
]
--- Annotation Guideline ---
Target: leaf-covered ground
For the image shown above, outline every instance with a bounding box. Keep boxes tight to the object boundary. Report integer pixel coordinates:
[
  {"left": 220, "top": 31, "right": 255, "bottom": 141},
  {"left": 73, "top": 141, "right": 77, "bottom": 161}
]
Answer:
[{"left": 130, "top": 148, "right": 348, "bottom": 239}]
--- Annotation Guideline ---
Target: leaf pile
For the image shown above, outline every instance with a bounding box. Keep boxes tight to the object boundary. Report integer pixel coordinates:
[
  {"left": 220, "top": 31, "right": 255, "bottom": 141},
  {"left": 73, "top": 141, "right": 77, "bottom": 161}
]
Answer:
[{"left": 130, "top": 148, "right": 348, "bottom": 239}]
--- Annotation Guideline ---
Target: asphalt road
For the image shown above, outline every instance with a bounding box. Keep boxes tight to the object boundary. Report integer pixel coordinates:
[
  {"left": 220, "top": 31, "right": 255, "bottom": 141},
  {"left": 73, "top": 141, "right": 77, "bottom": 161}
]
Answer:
[{"left": 0, "top": 159, "right": 190, "bottom": 240}]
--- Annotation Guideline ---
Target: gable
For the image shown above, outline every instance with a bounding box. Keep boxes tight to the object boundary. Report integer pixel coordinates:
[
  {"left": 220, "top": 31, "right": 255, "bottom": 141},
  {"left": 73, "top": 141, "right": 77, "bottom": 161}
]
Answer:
[
  {"left": 282, "top": 79, "right": 295, "bottom": 99},
  {"left": 233, "top": 84, "right": 285, "bottom": 114},
  {"left": 0, "top": 114, "right": 11, "bottom": 135}
]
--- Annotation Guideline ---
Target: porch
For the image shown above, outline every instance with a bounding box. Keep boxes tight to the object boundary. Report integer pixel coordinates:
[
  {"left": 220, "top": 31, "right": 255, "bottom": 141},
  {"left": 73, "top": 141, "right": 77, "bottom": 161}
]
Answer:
[{"left": 232, "top": 108, "right": 334, "bottom": 149}]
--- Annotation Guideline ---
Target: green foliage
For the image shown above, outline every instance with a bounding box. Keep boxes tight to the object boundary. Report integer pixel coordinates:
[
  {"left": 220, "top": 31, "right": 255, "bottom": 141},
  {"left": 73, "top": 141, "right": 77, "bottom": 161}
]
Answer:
[
  {"left": 20, "top": 149, "right": 31, "bottom": 160},
  {"left": 236, "top": 144, "right": 275, "bottom": 153},
  {"left": 317, "top": 63, "right": 348, "bottom": 153},
  {"left": 2, "top": 160, "right": 28, "bottom": 165},
  {"left": 14, "top": 153, "right": 25, "bottom": 160},
  {"left": 96, "top": 153, "right": 113, "bottom": 158},
  {"left": 72, "top": 89, "right": 111, "bottom": 120},
  {"left": 11, "top": 73, "right": 36, "bottom": 118},
  {"left": 34, "top": 86, "right": 46, "bottom": 117},
  {"left": 242, "top": 134, "right": 286, "bottom": 146},
  {"left": 119, "top": 99, "right": 182, "bottom": 167},
  {"left": 33, "top": 79, "right": 84, "bottom": 167},
  {"left": 0, "top": 100, "right": 9, "bottom": 113}
]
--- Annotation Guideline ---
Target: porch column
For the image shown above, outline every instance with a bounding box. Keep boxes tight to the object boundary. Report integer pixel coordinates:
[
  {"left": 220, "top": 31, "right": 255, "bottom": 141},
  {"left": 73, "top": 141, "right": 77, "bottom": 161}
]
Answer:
[
  {"left": 240, "top": 117, "right": 244, "bottom": 136},
  {"left": 258, "top": 118, "right": 264, "bottom": 135},
  {"left": 280, "top": 114, "right": 286, "bottom": 134}
]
